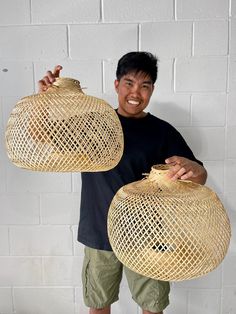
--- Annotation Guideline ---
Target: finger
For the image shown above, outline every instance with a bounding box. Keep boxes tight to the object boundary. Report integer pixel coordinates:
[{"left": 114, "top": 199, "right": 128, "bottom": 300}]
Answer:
[
  {"left": 46, "top": 71, "right": 57, "bottom": 83},
  {"left": 38, "top": 80, "right": 47, "bottom": 93},
  {"left": 165, "top": 156, "right": 184, "bottom": 165},
  {"left": 180, "top": 170, "right": 194, "bottom": 180},
  {"left": 53, "top": 65, "right": 63, "bottom": 78},
  {"left": 172, "top": 167, "right": 187, "bottom": 180},
  {"left": 38, "top": 76, "right": 53, "bottom": 93},
  {"left": 165, "top": 156, "right": 176, "bottom": 164},
  {"left": 167, "top": 165, "right": 187, "bottom": 181}
]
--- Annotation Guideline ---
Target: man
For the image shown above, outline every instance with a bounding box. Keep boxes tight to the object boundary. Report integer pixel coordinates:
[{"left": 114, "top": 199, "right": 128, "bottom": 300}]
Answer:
[{"left": 39, "top": 52, "right": 207, "bottom": 314}]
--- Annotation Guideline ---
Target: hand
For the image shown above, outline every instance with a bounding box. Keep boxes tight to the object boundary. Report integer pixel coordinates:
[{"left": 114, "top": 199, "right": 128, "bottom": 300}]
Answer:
[
  {"left": 165, "top": 156, "right": 207, "bottom": 185},
  {"left": 38, "top": 65, "right": 63, "bottom": 93}
]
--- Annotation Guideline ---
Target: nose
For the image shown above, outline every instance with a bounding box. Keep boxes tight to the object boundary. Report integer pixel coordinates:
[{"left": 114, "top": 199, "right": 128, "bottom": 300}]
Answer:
[{"left": 130, "top": 84, "right": 141, "bottom": 97}]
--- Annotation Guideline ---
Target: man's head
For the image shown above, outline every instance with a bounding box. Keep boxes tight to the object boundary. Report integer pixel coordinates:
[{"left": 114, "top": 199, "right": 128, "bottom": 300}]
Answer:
[
  {"left": 115, "top": 52, "right": 158, "bottom": 118},
  {"left": 116, "top": 51, "right": 158, "bottom": 84}
]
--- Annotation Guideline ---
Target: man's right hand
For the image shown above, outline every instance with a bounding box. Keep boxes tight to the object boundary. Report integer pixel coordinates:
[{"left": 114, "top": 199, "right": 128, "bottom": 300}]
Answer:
[{"left": 38, "top": 65, "right": 63, "bottom": 93}]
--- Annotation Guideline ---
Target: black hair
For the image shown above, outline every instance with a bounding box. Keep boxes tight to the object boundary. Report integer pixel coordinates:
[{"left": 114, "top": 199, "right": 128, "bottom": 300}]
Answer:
[{"left": 116, "top": 51, "right": 158, "bottom": 84}]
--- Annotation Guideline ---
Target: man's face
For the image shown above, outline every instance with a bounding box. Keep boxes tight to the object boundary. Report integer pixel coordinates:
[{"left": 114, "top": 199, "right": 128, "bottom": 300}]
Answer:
[{"left": 114, "top": 72, "right": 154, "bottom": 118}]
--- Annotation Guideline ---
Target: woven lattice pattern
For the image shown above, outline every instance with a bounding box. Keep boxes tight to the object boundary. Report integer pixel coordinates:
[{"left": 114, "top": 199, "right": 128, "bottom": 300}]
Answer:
[
  {"left": 108, "top": 165, "right": 231, "bottom": 281},
  {"left": 5, "top": 78, "right": 124, "bottom": 172}
]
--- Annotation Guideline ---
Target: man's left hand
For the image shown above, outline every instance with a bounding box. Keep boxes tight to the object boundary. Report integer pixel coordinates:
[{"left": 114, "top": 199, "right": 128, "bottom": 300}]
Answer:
[{"left": 165, "top": 156, "right": 207, "bottom": 185}]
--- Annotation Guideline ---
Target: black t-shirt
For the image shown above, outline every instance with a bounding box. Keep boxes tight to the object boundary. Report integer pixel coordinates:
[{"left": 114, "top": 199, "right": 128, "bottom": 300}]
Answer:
[{"left": 77, "top": 112, "right": 202, "bottom": 251}]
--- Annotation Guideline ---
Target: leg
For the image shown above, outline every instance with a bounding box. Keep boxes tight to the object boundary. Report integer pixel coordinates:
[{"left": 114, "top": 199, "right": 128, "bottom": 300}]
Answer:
[
  {"left": 89, "top": 306, "right": 111, "bottom": 314},
  {"left": 124, "top": 266, "right": 170, "bottom": 313},
  {"left": 82, "top": 247, "right": 122, "bottom": 310}
]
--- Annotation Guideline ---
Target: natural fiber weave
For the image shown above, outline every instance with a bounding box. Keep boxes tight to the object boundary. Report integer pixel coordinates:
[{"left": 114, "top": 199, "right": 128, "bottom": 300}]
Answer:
[
  {"left": 5, "top": 77, "right": 124, "bottom": 172},
  {"left": 108, "top": 165, "right": 231, "bottom": 281}
]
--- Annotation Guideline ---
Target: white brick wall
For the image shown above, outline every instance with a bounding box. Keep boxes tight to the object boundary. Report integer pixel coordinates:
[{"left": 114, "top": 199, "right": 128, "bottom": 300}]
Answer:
[
  {"left": 191, "top": 94, "right": 226, "bottom": 126},
  {"left": 0, "top": 62, "right": 34, "bottom": 97},
  {"left": 70, "top": 24, "right": 138, "bottom": 59},
  {"left": 0, "top": 288, "right": 13, "bottom": 313},
  {"left": 193, "top": 21, "right": 228, "bottom": 56},
  {"left": 103, "top": 0, "right": 174, "bottom": 21},
  {"left": 0, "top": 227, "right": 9, "bottom": 255},
  {"left": 6, "top": 161, "right": 72, "bottom": 193},
  {"left": 0, "top": 0, "right": 30, "bottom": 25},
  {"left": 223, "top": 254, "right": 236, "bottom": 285},
  {"left": 178, "top": 127, "right": 225, "bottom": 160},
  {"left": 232, "top": 0, "right": 236, "bottom": 17},
  {"left": 0, "top": 257, "right": 42, "bottom": 286},
  {"left": 225, "top": 160, "right": 236, "bottom": 194},
  {"left": 227, "top": 93, "right": 236, "bottom": 125},
  {"left": 40, "top": 193, "right": 80, "bottom": 225},
  {"left": 0, "top": 193, "right": 39, "bottom": 224},
  {"left": 43, "top": 256, "right": 82, "bottom": 285},
  {"left": 14, "top": 288, "right": 75, "bottom": 314},
  {"left": 0, "top": 0, "right": 235, "bottom": 313},
  {"left": 0, "top": 26, "right": 68, "bottom": 60},
  {"left": 10, "top": 226, "right": 73, "bottom": 255},
  {"left": 141, "top": 22, "right": 192, "bottom": 57},
  {"left": 176, "top": 266, "right": 223, "bottom": 289},
  {"left": 149, "top": 93, "right": 191, "bottom": 126},
  {"left": 176, "top": 0, "right": 229, "bottom": 19},
  {"left": 230, "top": 18, "right": 236, "bottom": 54},
  {"left": 229, "top": 56, "right": 236, "bottom": 91},
  {"left": 31, "top": 0, "right": 101, "bottom": 24},
  {"left": 222, "top": 287, "right": 236, "bottom": 313},
  {"left": 188, "top": 290, "right": 221, "bottom": 314},
  {"left": 175, "top": 57, "right": 228, "bottom": 92},
  {"left": 203, "top": 161, "right": 224, "bottom": 194}
]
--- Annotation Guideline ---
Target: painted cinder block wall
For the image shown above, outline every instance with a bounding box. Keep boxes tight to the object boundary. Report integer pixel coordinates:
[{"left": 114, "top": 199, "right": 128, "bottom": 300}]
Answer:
[{"left": 0, "top": 0, "right": 235, "bottom": 313}]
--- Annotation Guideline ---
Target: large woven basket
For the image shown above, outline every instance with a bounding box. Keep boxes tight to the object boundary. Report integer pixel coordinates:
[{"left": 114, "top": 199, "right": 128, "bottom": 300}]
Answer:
[
  {"left": 5, "top": 77, "right": 124, "bottom": 172},
  {"left": 108, "top": 165, "right": 231, "bottom": 281}
]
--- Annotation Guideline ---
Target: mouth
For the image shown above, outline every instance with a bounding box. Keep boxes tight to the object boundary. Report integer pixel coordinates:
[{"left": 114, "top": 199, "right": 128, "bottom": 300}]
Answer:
[{"left": 127, "top": 99, "right": 141, "bottom": 106}]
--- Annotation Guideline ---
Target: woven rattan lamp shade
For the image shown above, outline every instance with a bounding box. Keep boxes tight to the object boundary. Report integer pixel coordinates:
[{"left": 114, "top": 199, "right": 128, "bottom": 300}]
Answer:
[
  {"left": 108, "top": 165, "right": 231, "bottom": 281},
  {"left": 5, "top": 77, "right": 124, "bottom": 172}
]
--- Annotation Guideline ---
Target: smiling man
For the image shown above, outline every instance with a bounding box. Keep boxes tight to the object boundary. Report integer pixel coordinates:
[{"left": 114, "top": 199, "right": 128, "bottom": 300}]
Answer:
[
  {"left": 39, "top": 51, "right": 207, "bottom": 314},
  {"left": 115, "top": 72, "right": 154, "bottom": 118}
]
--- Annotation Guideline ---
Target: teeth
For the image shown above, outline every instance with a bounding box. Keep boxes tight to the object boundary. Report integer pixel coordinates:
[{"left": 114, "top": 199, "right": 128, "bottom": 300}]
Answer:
[{"left": 128, "top": 100, "right": 140, "bottom": 105}]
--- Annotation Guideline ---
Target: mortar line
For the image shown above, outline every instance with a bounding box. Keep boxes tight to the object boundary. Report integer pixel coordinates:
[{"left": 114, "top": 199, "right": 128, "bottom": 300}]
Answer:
[
  {"left": 174, "top": 0, "right": 177, "bottom": 20},
  {"left": 100, "top": 0, "right": 104, "bottom": 23},
  {"left": 138, "top": 24, "right": 141, "bottom": 51},
  {"left": 29, "top": 0, "right": 32, "bottom": 24},
  {"left": 67, "top": 25, "right": 71, "bottom": 59},
  {"left": 191, "top": 22, "right": 195, "bottom": 57}
]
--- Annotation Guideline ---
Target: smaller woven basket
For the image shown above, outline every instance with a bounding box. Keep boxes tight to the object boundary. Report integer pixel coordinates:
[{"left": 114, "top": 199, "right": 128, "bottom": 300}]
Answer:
[
  {"left": 5, "top": 77, "right": 124, "bottom": 172},
  {"left": 108, "top": 165, "right": 231, "bottom": 281}
]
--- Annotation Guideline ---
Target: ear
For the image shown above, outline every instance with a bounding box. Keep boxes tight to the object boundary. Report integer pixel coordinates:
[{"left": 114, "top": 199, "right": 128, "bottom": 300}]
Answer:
[{"left": 114, "top": 79, "right": 119, "bottom": 93}]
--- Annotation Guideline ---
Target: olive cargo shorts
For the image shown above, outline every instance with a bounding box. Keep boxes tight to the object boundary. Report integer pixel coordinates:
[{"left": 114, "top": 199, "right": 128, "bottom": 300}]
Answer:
[{"left": 82, "top": 247, "right": 170, "bottom": 312}]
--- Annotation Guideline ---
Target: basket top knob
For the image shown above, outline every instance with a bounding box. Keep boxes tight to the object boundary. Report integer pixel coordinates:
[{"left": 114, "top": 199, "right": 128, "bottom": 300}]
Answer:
[{"left": 46, "top": 77, "right": 84, "bottom": 93}]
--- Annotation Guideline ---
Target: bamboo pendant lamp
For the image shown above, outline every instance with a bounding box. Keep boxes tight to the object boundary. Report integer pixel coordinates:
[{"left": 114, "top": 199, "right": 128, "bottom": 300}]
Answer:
[
  {"left": 5, "top": 77, "right": 124, "bottom": 172},
  {"left": 108, "top": 165, "right": 231, "bottom": 281}
]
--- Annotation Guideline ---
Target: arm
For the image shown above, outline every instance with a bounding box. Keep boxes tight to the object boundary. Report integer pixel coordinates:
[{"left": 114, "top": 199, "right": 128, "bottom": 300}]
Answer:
[{"left": 165, "top": 156, "right": 207, "bottom": 185}]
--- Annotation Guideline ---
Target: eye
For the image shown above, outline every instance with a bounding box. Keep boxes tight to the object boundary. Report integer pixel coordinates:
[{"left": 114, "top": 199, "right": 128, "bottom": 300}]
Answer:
[{"left": 125, "top": 81, "right": 133, "bottom": 87}]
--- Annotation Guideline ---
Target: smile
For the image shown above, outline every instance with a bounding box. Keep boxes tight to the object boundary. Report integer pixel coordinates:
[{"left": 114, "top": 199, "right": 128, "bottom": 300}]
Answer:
[{"left": 127, "top": 100, "right": 140, "bottom": 105}]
